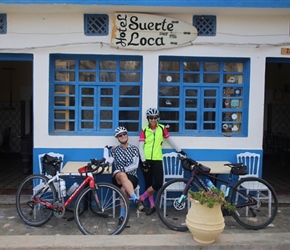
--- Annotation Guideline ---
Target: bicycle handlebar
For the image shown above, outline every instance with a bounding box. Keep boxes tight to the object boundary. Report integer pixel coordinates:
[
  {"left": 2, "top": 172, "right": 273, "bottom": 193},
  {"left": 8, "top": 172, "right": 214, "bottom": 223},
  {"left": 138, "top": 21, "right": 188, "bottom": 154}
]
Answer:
[{"left": 78, "top": 158, "right": 110, "bottom": 175}]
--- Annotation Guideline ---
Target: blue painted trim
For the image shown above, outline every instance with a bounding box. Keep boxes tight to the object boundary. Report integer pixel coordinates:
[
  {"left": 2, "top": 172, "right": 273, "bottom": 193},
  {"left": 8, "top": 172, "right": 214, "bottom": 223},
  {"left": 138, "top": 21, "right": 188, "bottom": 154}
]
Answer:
[
  {"left": 0, "top": 53, "right": 33, "bottom": 61},
  {"left": 33, "top": 147, "right": 263, "bottom": 194},
  {"left": 1, "top": 1, "right": 290, "bottom": 8},
  {"left": 267, "top": 58, "right": 290, "bottom": 63}
]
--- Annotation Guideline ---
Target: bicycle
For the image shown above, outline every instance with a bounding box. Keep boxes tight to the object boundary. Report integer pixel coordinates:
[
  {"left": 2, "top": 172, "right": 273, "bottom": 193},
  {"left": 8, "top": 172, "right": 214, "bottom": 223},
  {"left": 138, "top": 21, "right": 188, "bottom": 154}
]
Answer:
[
  {"left": 155, "top": 156, "right": 278, "bottom": 232},
  {"left": 15, "top": 157, "right": 130, "bottom": 235}
]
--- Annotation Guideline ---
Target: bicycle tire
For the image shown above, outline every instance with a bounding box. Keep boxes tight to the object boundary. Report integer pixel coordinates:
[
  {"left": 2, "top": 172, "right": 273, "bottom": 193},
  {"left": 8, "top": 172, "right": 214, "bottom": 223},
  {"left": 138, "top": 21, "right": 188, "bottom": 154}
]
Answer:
[
  {"left": 155, "top": 178, "right": 200, "bottom": 232},
  {"left": 74, "top": 182, "right": 130, "bottom": 235},
  {"left": 15, "top": 174, "right": 57, "bottom": 227},
  {"left": 229, "top": 176, "right": 278, "bottom": 230}
]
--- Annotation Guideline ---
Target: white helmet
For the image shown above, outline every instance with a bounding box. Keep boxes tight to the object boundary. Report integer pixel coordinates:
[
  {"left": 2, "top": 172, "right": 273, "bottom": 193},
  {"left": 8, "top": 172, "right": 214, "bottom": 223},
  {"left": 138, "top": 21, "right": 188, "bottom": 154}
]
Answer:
[
  {"left": 114, "top": 126, "right": 128, "bottom": 138},
  {"left": 146, "top": 108, "right": 159, "bottom": 117}
]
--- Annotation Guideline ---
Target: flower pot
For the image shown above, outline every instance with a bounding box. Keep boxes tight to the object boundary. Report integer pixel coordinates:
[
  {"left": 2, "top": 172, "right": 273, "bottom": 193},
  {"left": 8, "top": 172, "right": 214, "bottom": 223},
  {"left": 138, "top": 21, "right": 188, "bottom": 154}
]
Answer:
[{"left": 186, "top": 199, "right": 225, "bottom": 244}]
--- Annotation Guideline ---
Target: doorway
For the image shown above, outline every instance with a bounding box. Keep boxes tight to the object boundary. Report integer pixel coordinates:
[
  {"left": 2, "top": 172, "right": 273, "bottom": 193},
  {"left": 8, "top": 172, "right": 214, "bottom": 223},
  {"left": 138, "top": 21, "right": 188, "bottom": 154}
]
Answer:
[
  {"left": 0, "top": 57, "right": 33, "bottom": 194},
  {"left": 263, "top": 58, "right": 290, "bottom": 194}
]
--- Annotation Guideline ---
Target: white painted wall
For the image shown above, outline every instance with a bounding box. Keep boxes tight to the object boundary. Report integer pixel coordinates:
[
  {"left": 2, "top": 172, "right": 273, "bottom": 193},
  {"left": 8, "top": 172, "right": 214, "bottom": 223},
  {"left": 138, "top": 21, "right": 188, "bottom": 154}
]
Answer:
[{"left": 1, "top": 5, "right": 289, "bottom": 151}]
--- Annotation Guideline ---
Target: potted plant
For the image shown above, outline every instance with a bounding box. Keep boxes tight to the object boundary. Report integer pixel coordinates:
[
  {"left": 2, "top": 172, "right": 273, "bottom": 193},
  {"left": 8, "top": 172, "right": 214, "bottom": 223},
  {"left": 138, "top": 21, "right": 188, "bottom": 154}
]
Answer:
[{"left": 186, "top": 187, "right": 236, "bottom": 244}]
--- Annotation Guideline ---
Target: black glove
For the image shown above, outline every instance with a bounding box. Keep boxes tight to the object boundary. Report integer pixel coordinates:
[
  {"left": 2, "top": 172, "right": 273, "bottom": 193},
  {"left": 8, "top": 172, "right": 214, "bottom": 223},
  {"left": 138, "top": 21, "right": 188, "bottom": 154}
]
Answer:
[
  {"left": 142, "top": 161, "right": 150, "bottom": 170},
  {"left": 178, "top": 150, "right": 187, "bottom": 156}
]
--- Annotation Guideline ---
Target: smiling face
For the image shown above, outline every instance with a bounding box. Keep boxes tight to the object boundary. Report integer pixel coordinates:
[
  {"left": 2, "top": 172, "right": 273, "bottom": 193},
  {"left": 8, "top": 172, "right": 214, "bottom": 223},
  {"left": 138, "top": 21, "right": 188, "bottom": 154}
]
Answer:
[{"left": 148, "top": 116, "right": 158, "bottom": 127}]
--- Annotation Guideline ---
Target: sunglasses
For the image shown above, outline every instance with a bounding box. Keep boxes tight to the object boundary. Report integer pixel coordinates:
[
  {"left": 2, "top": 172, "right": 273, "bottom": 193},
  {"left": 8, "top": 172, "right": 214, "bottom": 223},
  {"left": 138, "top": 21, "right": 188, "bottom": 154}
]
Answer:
[
  {"left": 149, "top": 117, "right": 158, "bottom": 120},
  {"left": 117, "top": 133, "right": 127, "bottom": 138}
]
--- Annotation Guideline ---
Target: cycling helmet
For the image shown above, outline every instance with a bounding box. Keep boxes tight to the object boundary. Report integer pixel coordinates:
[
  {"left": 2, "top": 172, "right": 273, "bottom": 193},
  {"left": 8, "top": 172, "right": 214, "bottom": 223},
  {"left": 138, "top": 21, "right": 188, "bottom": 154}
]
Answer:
[
  {"left": 146, "top": 108, "right": 159, "bottom": 117},
  {"left": 114, "top": 126, "right": 128, "bottom": 138}
]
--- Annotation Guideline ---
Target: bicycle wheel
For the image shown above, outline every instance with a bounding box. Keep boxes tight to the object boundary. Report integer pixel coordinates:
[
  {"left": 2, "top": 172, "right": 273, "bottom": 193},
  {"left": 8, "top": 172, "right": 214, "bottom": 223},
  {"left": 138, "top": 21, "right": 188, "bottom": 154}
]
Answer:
[
  {"left": 155, "top": 178, "right": 200, "bottom": 232},
  {"left": 74, "top": 182, "right": 130, "bottom": 235},
  {"left": 16, "top": 174, "right": 57, "bottom": 227},
  {"left": 229, "top": 176, "right": 278, "bottom": 230}
]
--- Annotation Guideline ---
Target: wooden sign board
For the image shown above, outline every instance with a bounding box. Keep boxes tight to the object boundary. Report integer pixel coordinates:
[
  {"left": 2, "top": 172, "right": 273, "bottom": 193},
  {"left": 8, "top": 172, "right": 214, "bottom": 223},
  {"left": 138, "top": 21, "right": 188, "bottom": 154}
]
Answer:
[
  {"left": 281, "top": 48, "right": 290, "bottom": 55},
  {"left": 111, "top": 13, "right": 198, "bottom": 50}
]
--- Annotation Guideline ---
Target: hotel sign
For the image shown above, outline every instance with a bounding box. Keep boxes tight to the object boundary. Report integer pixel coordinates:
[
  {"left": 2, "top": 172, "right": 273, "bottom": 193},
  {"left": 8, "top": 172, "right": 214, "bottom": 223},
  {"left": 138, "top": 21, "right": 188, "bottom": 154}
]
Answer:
[{"left": 111, "top": 13, "right": 198, "bottom": 50}]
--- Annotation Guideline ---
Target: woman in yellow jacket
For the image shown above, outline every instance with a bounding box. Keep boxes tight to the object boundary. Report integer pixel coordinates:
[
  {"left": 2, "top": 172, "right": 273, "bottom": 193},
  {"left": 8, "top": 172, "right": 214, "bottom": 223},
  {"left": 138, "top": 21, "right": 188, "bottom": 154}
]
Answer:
[{"left": 139, "top": 108, "right": 186, "bottom": 215}]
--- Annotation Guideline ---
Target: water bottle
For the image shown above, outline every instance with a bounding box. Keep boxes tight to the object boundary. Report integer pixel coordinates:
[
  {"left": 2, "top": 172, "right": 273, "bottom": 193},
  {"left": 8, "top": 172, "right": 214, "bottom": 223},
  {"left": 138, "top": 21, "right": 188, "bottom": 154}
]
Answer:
[
  {"left": 59, "top": 178, "right": 66, "bottom": 198},
  {"left": 67, "top": 182, "right": 79, "bottom": 196},
  {"left": 220, "top": 184, "right": 226, "bottom": 196},
  {"left": 205, "top": 179, "right": 215, "bottom": 189}
]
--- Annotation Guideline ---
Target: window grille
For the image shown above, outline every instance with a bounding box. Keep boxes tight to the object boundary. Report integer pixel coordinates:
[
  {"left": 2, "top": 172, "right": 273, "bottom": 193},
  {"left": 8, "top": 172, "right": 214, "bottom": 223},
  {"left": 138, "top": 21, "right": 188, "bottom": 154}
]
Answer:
[
  {"left": 0, "top": 14, "right": 7, "bottom": 34},
  {"left": 158, "top": 56, "right": 249, "bottom": 136},
  {"left": 193, "top": 15, "right": 216, "bottom": 36},
  {"left": 84, "top": 14, "right": 108, "bottom": 36}
]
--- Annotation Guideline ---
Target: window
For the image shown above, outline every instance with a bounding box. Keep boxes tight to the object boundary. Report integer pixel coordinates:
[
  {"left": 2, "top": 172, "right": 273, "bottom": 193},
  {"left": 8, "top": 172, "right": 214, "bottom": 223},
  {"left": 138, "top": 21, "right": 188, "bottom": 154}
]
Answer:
[
  {"left": 0, "top": 14, "right": 7, "bottom": 34},
  {"left": 158, "top": 57, "right": 249, "bottom": 136},
  {"left": 84, "top": 14, "right": 108, "bottom": 36},
  {"left": 50, "top": 55, "right": 142, "bottom": 135},
  {"left": 193, "top": 15, "right": 216, "bottom": 36}
]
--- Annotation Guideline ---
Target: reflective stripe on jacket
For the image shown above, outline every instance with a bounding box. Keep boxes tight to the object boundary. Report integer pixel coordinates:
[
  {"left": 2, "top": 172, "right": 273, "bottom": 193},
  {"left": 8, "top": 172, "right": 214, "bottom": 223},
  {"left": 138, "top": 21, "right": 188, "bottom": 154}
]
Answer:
[{"left": 143, "top": 124, "right": 164, "bottom": 160}]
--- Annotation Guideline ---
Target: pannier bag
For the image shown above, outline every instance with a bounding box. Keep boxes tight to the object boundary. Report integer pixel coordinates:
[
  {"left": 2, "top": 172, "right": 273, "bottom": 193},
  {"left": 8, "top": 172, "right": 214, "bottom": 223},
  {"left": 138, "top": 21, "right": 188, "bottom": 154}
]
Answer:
[
  {"left": 230, "top": 164, "right": 248, "bottom": 175},
  {"left": 42, "top": 154, "right": 60, "bottom": 176}
]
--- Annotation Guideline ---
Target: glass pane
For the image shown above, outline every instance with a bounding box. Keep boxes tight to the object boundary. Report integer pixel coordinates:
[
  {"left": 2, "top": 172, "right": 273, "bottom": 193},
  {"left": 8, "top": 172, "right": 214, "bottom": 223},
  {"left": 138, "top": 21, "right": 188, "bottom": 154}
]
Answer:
[
  {"left": 204, "top": 123, "right": 216, "bottom": 130},
  {"left": 54, "top": 85, "right": 75, "bottom": 94},
  {"left": 79, "top": 60, "right": 96, "bottom": 70},
  {"left": 99, "top": 60, "right": 116, "bottom": 70},
  {"left": 101, "top": 97, "right": 113, "bottom": 106},
  {"left": 160, "top": 61, "right": 180, "bottom": 71},
  {"left": 120, "top": 97, "right": 139, "bottom": 107},
  {"left": 185, "top": 98, "right": 197, "bottom": 108},
  {"left": 55, "top": 60, "right": 75, "bottom": 70},
  {"left": 160, "top": 111, "right": 179, "bottom": 121},
  {"left": 55, "top": 72, "right": 75, "bottom": 82},
  {"left": 185, "top": 111, "right": 197, "bottom": 121},
  {"left": 204, "top": 89, "right": 216, "bottom": 96},
  {"left": 223, "top": 87, "right": 242, "bottom": 97},
  {"left": 120, "top": 60, "right": 140, "bottom": 70},
  {"left": 204, "top": 112, "right": 216, "bottom": 121},
  {"left": 224, "top": 62, "right": 243, "bottom": 72},
  {"left": 204, "top": 62, "right": 219, "bottom": 72},
  {"left": 183, "top": 61, "right": 200, "bottom": 71},
  {"left": 164, "top": 123, "right": 179, "bottom": 132},
  {"left": 119, "top": 111, "right": 139, "bottom": 120},
  {"left": 100, "top": 122, "right": 112, "bottom": 129},
  {"left": 222, "top": 112, "right": 242, "bottom": 122},
  {"left": 54, "top": 110, "right": 75, "bottom": 119},
  {"left": 159, "top": 86, "right": 179, "bottom": 96},
  {"left": 82, "top": 97, "right": 94, "bottom": 106},
  {"left": 120, "top": 86, "right": 140, "bottom": 95},
  {"left": 81, "top": 122, "right": 93, "bottom": 129},
  {"left": 185, "top": 123, "right": 197, "bottom": 130},
  {"left": 120, "top": 72, "right": 140, "bottom": 82},
  {"left": 160, "top": 73, "right": 179, "bottom": 82},
  {"left": 54, "top": 121, "right": 74, "bottom": 131},
  {"left": 223, "top": 74, "right": 243, "bottom": 84},
  {"left": 82, "top": 110, "right": 94, "bottom": 120},
  {"left": 101, "top": 88, "right": 113, "bottom": 95},
  {"left": 184, "top": 73, "right": 200, "bottom": 83},
  {"left": 185, "top": 89, "right": 198, "bottom": 96},
  {"left": 100, "top": 110, "right": 112, "bottom": 119},
  {"left": 54, "top": 97, "right": 75, "bottom": 106},
  {"left": 223, "top": 99, "right": 242, "bottom": 108},
  {"left": 121, "top": 122, "right": 139, "bottom": 132},
  {"left": 100, "top": 72, "right": 116, "bottom": 82},
  {"left": 222, "top": 123, "right": 241, "bottom": 133},
  {"left": 79, "top": 72, "right": 96, "bottom": 82},
  {"left": 203, "top": 74, "right": 219, "bottom": 83},
  {"left": 159, "top": 98, "right": 179, "bottom": 107},
  {"left": 204, "top": 99, "right": 216, "bottom": 108},
  {"left": 82, "top": 88, "right": 94, "bottom": 95}
]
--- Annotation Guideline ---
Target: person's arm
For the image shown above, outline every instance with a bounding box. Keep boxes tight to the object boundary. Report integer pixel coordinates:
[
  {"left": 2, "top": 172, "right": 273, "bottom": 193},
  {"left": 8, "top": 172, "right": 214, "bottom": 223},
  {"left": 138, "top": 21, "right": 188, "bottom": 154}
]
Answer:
[
  {"left": 123, "top": 155, "right": 139, "bottom": 172},
  {"left": 103, "top": 146, "right": 115, "bottom": 165},
  {"left": 165, "top": 137, "right": 182, "bottom": 152},
  {"left": 139, "top": 141, "right": 146, "bottom": 162}
]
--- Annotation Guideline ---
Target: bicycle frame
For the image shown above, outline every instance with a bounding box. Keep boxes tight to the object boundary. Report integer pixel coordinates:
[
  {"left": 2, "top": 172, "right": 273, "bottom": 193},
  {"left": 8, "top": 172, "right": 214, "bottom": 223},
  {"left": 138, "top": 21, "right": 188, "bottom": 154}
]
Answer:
[{"left": 182, "top": 167, "right": 258, "bottom": 209}]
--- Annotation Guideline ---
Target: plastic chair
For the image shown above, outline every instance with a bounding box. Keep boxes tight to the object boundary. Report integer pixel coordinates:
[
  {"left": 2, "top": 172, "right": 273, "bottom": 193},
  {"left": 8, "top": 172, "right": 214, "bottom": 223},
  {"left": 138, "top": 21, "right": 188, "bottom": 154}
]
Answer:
[
  {"left": 160, "top": 152, "right": 187, "bottom": 218},
  {"left": 236, "top": 152, "right": 271, "bottom": 217},
  {"left": 38, "top": 152, "right": 64, "bottom": 175}
]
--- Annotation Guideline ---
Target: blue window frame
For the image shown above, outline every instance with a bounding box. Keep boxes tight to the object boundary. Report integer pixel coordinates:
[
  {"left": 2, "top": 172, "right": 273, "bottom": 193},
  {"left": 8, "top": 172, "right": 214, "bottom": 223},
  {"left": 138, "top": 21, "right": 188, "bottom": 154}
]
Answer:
[
  {"left": 0, "top": 14, "right": 7, "bottom": 34},
  {"left": 193, "top": 15, "right": 216, "bottom": 36},
  {"left": 50, "top": 54, "right": 142, "bottom": 135},
  {"left": 84, "top": 14, "right": 108, "bottom": 36},
  {"left": 158, "top": 56, "right": 249, "bottom": 136}
]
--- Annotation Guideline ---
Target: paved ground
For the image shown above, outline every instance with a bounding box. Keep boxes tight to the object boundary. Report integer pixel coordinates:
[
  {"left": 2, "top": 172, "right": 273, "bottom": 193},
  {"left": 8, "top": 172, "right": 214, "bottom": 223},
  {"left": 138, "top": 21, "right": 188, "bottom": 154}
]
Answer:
[{"left": 0, "top": 195, "right": 290, "bottom": 249}]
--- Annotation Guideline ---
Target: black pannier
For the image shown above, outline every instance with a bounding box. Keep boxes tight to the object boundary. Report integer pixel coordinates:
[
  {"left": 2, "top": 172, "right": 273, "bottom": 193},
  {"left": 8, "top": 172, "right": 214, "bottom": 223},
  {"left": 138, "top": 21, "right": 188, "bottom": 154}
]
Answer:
[{"left": 42, "top": 154, "right": 60, "bottom": 176}]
